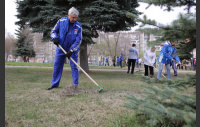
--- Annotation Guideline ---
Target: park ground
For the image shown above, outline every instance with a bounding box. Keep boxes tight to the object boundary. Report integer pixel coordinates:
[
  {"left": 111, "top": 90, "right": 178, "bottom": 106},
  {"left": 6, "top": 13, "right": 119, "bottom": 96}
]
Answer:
[{"left": 5, "top": 62, "right": 195, "bottom": 127}]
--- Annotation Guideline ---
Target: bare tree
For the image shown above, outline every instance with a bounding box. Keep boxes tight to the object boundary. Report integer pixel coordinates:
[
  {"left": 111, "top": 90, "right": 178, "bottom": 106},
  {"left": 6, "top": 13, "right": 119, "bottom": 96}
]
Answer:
[
  {"left": 118, "top": 33, "right": 132, "bottom": 58},
  {"left": 90, "top": 32, "right": 110, "bottom": 57},
  {"left": 113, "top": 32, "right": 121, "bottom": 57},
  {"left": 34, "top": 33, "right": 43, "bottom": 53},
  {"left": 87, "top": 44, "right": 95, "bottom": 57},
  {"left": 5, "top": 32, "right": 16, "bottom": 61},
  {"left": 97, "top": 32, "right": 114, "bottom": 57},
  {"left": 34, "top": 33, "right": 51, "bottom": 60},
  {"left": 87, "top": 31, "right": 132, "bottom": 65}
]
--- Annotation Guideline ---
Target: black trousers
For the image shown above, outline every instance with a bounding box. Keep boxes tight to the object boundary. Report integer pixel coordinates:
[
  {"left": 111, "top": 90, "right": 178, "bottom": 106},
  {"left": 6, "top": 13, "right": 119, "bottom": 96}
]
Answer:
[
  {"left": 127, "top": 59, "right": 136, "bottom": 74},
  {"left": 113, "top": 61, "right": 116, "bottom": 67},
  {"left": 144, "top": 64, "right": 154, "bottom": 76},
  {"left": 177, "top": 64, "right": 180, "bottom": 69}
]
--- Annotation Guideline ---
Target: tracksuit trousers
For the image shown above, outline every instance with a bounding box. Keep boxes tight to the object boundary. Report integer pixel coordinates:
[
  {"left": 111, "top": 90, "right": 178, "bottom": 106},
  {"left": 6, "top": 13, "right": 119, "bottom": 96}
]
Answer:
[{"left": 51, "top": 48, "right": 79, "bottom": 87}]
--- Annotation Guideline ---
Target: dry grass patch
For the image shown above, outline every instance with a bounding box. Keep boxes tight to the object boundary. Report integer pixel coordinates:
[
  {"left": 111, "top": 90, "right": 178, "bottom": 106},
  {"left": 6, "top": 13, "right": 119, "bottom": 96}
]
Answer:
[{"left": 5, "top": 67, "right": 194, "bottom": 127}]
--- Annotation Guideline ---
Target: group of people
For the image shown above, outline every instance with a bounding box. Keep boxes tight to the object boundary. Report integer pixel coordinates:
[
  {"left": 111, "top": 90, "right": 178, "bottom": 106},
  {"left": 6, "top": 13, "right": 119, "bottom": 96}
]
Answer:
[
  {"left": 176, "top": 58, "right": 196, "bottom": 71},
  {"left": 112, "top": 53, "right": 124, "bottom": 68},
  {"left": 126, "top": 40, "right": 181, "bottom": 80},
  {"left": 100, "top": 53, "right": 144, "bottom": 71},
  {"left": 126, "top": 44, "right": 156, "bottom": 76},
  {"left": 99, "top": 53, "right": 124, "bottom": 68},
  {"left": 46, "top": 7, "right": 195, "bottom": 92}
]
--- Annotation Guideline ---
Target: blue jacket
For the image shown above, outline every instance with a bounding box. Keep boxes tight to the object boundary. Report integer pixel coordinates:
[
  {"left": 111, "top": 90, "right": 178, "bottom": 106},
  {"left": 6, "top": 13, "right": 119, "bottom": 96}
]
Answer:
[
  {"left": 120, "top": 54, "right": 123, "bottom": 61},
  {"left": 50, "top": 16, "right": 82, "bottom": 53},
  {"left": 117, "top": 58, "right": 120, "bottom": 62},
  {"left": 158, "top": 42, "right": 173, "bottom": 64},
  {"left": 171, "top": 47, "right": 180, "bottom": 62},
  {"left": 105, "top": 57, "right": 108, "bottom": 62}
]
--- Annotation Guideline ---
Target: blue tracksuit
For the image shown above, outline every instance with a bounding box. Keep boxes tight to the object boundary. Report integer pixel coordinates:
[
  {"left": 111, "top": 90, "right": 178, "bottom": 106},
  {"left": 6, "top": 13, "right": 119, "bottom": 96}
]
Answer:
[
  {"left": 157, "top": 42, "right": 180, "bottom": 79},
  {"left": 120, "top": 54, "right": 123, "bottom": 62},
  {"left": 170, "top": 47, "right": 180, "bottom": 62},
  {"left": 119, "top": 54, "right": 123, "bottom": 68},
  {"left": 50, "top": 16, "right": 82, "bottom": 87},
  {"left": 117, "top": 58, "right": 120, "bottom": 66},
  {"left": 158, "top": 42, "right": 173, "bottom": 64},
  {"left": 157, "top": 42, "right": 173, "bottom": 79},
  {"left": 170, "top": 47, "right": 180, "bottom": 76}
]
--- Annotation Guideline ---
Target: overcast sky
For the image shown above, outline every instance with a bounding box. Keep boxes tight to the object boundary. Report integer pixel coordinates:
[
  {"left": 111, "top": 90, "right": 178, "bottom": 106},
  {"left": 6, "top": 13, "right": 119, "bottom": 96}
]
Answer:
[{"left": 5, "top": 0, "right": 196, "bottom": 37}]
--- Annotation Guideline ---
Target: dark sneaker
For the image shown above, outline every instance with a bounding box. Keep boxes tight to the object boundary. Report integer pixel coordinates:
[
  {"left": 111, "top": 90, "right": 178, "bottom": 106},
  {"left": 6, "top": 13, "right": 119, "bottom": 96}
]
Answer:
[{"left": 47, "top": 86, "right": 57, "bottom": 90}]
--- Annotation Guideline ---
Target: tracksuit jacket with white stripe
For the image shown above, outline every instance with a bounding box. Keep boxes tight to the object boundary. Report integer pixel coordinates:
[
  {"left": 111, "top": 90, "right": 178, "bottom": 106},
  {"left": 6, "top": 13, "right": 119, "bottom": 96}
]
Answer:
[
  {"left": 50, "top": 16, "right": 82, "bottom": 87},
  {"left": 158, "top": 42, "right": 180, "bottom": 65}
]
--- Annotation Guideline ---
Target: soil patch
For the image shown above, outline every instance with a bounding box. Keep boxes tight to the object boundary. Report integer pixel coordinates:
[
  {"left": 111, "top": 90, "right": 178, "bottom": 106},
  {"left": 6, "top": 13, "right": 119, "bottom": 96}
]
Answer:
[{"left": 60, "top": 85, "right": 86, "bottom": 96}]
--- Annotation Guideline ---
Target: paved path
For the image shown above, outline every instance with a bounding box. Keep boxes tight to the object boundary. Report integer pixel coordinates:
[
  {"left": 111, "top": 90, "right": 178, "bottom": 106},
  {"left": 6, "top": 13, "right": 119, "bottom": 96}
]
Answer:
[{"left": 5, "top": 65, "right": 196, "bottom": 73}]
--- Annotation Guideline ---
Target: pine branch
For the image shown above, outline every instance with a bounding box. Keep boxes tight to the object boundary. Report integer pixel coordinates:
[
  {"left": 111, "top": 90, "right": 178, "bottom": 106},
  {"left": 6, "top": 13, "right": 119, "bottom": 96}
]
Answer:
[
  {"left": 125, "top": 73, "right": 196, "bottom": 126},
  {"left": 126, "top": 12, "right": 188, "bottom": 32},
  {"left": 137, "top": 0, "right": 196, "bottom": 13}
]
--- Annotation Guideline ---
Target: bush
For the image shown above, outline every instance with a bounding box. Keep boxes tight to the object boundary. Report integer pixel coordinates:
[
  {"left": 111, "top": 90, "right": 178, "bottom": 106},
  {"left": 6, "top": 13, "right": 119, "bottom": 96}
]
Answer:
[{"left": 124, "top": 74, "right": 196, "bottom": 127}]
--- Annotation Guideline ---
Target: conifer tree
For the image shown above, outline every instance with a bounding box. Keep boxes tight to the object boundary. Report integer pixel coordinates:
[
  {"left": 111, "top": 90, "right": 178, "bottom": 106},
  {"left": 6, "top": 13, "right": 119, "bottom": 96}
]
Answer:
[
  {"left": 125, "top": 74, "right": 196, "bottom": 127},
  {"left": 15, "top": 0, "right": 140, "bottom": 72},
  {"left": 13, "top": 25, "right": 36, "bottom": 62},
  {"left": 137, "top": 0, "right": 196, "bottom": 13}
]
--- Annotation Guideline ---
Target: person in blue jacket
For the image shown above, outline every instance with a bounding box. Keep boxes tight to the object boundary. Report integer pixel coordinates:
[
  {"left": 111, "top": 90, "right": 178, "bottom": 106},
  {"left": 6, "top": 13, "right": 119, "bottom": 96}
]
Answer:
[
  {"left": 170, "top": 46, "right": 181, "bottom": 76},
  {"left": 157, "top": 40, "right": 178, "bottom": 79},
  {"left": 105, "top": 57, "right": 109, "bottom": 66},
  {"left": 47, "top": 7, "right": 82, "bottom": 91},
  {"left": 116, "top": 56, "right": 120, "bottom": 66},
  {"left": 119, "top": 53, "right": 123, "bottom": 68}
]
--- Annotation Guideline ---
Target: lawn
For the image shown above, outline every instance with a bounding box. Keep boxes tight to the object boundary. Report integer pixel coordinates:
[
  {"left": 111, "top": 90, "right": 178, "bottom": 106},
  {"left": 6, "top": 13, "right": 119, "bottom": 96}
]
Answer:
[
  {"left": 5, "top": 62, "right": 117, "bottom": 69},
  {"left": 5, "top": 62, "right": 195, "bottom": 72},
  {"left": 5, "top": 66, "right": 195, "bottom": 127}
]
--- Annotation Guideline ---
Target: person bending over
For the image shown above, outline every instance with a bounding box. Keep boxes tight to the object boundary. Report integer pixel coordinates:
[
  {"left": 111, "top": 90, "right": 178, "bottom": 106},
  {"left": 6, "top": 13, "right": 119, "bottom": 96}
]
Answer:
[{"left": 47, "top": 7, "right": 82, "bottom": 91}]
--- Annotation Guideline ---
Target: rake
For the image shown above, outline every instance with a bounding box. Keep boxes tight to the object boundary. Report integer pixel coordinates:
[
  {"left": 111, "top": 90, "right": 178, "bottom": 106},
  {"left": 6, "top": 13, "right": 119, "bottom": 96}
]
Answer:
[
  {"left": 147, "top": 60, "right": 166, "bottom": 78},
  {"left": 58, "top": 44, "right": 103, "bottom": 92}
]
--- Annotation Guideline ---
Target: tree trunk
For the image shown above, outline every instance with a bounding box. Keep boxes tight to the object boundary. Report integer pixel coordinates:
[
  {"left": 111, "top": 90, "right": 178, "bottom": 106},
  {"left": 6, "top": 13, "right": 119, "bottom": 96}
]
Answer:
[
  {"left": 106, "top": 35, "right": 112, "bottom": 57},
  {"left": 5, "top": 54, "right": 9, "bottom": 62},
  {"left": 23, "top": 56, "right": 26, "bottom": 62},
  {"left": 80, "top": 45, "right": 89, "bottom": 73},
  {"left": 114, "top": 33, "right": 120, "bottom": 57}
]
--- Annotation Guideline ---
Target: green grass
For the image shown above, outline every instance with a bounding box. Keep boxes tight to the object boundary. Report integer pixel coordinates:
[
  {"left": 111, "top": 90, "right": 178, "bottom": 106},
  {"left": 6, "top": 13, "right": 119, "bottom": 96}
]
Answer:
[
  {"left": 6, "top": 61, "right": 54, "bottom": 66},
  {"left": 5, "top": 62, "right": 118, "bottom": 69},
  {"left": 5, "top": 62, "right": 117, "bottom": 70},
  {"left": 5, "top": 67, "right": 195, "bottom": 127},
  {"left": 5, "top": 62, "right": 196, "bottom": 72}
]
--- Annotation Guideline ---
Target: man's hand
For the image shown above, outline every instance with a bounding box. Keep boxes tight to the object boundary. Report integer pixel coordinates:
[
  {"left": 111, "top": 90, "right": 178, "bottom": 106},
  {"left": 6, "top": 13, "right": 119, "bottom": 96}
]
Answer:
[
  {"left": 53, "top": 38, "right": 59, "bottom": 47},
  {"left": 66, "top": 50, "right": 73, "bottom": 59}
]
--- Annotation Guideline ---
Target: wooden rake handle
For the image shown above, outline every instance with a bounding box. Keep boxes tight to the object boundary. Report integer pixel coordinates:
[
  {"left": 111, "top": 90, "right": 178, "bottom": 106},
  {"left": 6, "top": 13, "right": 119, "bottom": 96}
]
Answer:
[
  {"left": 58, "top": 44, "right": 100, "bottom": 87},
  {"left": 147, "top": 60, "right": 166, "bottom": 79}
]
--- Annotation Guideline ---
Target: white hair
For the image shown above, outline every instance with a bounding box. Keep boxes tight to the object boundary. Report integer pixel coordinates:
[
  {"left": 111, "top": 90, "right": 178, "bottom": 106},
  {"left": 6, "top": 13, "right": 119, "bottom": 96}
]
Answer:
[{"left": 68, "top": 7, "right": 79, "bottom": 16}]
